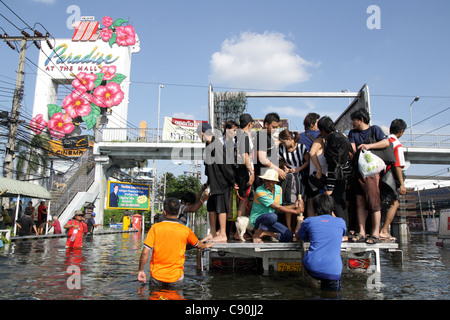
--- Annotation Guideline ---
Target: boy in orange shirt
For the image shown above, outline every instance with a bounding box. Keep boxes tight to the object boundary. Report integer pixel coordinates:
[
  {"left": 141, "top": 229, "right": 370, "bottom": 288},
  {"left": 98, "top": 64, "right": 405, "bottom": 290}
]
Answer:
[{"left": 138, "top": 198, "right": 213, "bottom": 286}]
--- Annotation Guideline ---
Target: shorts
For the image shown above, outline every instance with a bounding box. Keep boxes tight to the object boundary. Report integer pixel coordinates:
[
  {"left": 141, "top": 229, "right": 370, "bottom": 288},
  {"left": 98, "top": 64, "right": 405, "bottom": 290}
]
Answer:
[
  {"left": 39, "top": 214, "right": 47, "bottom": 225},
  {"left": 352, "top": 171, "right": 381, "bottom": 213},
  {"left": 380, "top": 184, "right": 399, "bottom": 203},
  {"left": 207, "top": 192, "right": 230, "bottom": 214},
  {"left": 150, "top": 274, "right": 184, "bottom": 287}
]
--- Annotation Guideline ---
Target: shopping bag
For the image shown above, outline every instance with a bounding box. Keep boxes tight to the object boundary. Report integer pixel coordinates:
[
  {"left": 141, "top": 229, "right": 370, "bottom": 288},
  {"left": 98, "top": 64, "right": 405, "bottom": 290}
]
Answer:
[{"left": 358, "top": 150, "right": 385, "bottom": 178}]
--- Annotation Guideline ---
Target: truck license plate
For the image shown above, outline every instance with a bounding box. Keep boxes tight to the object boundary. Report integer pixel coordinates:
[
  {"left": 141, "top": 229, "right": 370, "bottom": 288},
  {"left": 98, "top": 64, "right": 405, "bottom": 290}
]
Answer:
[{"left": 277, "top": 262, "right": 301, "bottom": 272}]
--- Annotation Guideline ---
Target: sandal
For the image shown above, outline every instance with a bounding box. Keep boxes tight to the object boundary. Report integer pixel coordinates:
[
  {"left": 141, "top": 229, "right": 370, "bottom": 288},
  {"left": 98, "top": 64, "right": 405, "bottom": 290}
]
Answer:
[
  {"left": 366, "top": 235, "right": 380, "bottom": 244},
  {"left": 351, "top": 233, "right": 366, "bottom": 243},
  {"left": 380, "top": 235, "right": 396, "bottom": 242}
]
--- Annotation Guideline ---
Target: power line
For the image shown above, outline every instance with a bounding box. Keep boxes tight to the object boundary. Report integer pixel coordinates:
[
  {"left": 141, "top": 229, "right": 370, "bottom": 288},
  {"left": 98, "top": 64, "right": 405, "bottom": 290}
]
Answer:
[
  {"left": 0, "top": 12, "right": 22, "bottom": 31},
  {"left": 424, "top": 123, "right": 450, "bottom": 135},
  {"left": 412, "top": 106, "right": 450, "bottom": 128},
  {"left": 0, "top": 0, "right": 33, "bottom": 29},
  {"left": 1, "top": 2, "right": 136, "bottom": 130},
  {"left": 372, "top": 94, "right": 450, "bottom": 99}
]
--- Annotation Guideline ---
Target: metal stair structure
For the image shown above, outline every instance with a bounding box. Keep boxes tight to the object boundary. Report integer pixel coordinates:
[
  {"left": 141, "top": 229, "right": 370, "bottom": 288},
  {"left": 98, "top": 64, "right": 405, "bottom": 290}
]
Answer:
[{"left": 47, "top": 149, "right": 97, "bottom": 229}]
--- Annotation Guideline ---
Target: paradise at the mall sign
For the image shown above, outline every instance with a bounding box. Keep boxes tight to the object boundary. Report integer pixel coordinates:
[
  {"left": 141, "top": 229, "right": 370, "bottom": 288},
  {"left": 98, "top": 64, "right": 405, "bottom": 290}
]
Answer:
[
  {"left": 107, "top": 181, "right": 150, "bottom": 210},
  {"left": 31, "top": 16, "right": 140, "bottom": 142}
]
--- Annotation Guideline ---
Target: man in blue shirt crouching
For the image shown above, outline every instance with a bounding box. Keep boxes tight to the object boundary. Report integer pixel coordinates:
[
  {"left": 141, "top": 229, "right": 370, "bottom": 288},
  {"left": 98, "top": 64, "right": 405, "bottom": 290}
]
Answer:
[{"left": 297, "top": 194, "right": 346, "bottom": 291}]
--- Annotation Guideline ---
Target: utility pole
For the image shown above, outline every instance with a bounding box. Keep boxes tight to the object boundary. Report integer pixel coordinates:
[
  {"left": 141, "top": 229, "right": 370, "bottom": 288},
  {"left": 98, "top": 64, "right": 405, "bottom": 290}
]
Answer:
[{"left": 1, "top": 32, "right": 51, "bottom": 179}]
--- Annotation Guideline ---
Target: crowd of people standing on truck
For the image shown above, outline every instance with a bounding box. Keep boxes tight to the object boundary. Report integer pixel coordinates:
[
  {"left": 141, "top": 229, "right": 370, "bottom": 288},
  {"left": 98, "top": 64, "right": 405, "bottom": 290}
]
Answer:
[
  {"left": 195, "top": 109, "right": 407, "bottom": 245},
  {"left": 138, "top": 108, "right": 407, "bottom": 292}
]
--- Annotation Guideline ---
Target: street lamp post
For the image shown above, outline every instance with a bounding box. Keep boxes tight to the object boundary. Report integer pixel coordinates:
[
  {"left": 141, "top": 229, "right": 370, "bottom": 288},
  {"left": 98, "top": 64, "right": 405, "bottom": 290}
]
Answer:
[
  {"left": 151, "top": 84, "right": 163, "bottom": 223},
  {"left": 157, "top": 84, "right": 164, "bottom": 142},
  {"left": 409, "top": 96, "right": 420, "bottom": 135}
]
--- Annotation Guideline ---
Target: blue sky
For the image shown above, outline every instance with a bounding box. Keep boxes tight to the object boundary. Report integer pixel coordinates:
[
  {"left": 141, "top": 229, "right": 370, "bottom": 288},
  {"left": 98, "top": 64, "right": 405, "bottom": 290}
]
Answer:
[{"left": 1, "top": 0, "right": 450, "bottom": 182}]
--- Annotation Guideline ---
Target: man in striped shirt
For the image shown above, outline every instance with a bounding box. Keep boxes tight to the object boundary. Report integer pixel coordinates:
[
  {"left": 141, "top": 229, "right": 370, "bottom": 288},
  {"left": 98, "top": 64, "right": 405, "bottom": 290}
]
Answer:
[{"left": 380, "top": 119, "right": 407, "bottom": 241}]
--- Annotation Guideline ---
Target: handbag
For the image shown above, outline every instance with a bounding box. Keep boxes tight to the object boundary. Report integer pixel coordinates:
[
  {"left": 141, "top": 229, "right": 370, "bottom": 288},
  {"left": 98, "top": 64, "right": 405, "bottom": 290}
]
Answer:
[
  {"left": 363, "top": 127, "right": 397, "bottom": 165},
  {"left": 380, "top": 168, "right": 397, "bottom": 193},
  {"left": 380, "top": 168, "right": 399, "bottom": 203}
]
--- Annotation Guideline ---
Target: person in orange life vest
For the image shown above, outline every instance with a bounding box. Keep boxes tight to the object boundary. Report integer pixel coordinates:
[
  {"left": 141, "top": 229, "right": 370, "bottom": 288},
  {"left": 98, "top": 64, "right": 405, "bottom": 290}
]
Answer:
[
  {"left": 64, "top": 210, "right": 88, "bottom": 248},
  {"left": 138, "top": 198, "right": 213, "bottom": 286}
]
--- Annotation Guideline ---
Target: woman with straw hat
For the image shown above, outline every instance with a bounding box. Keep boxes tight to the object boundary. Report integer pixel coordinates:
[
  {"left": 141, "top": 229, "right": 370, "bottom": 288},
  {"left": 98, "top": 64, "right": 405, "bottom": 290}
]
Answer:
[{"left": 250, "top": 169, "right": 304, "bottom": 243}]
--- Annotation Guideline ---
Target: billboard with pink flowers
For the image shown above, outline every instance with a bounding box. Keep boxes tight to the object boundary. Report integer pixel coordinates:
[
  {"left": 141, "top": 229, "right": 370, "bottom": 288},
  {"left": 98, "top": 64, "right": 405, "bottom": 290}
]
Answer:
[{"left": 31, "top": 16, "right": 140, "bottom": 144}]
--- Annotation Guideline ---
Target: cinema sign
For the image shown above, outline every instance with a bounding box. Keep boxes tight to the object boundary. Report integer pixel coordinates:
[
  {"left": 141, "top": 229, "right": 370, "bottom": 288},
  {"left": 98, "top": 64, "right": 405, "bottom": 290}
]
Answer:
[{"left": 48, "top": 135, "right": 95, "bottom": 157}]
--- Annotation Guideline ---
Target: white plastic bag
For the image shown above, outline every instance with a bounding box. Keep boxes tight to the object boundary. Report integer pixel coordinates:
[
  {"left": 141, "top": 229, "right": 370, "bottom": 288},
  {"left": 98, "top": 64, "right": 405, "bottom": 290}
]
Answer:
[{"left": 358, "top": 150, "right": 385, "bottom": 178}]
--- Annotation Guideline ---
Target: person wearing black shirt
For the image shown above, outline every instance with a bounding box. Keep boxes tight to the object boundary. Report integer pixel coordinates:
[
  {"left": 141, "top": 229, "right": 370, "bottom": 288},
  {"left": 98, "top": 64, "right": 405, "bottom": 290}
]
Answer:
[
  {"left": 197, "top": 122, "right": 235, "bottom": 243},
  {"left": 16, "top": 210, "right": 38, "bottom": 236},
  {"left": 254, "top": 112, "right": 285, "bottom": 189}
]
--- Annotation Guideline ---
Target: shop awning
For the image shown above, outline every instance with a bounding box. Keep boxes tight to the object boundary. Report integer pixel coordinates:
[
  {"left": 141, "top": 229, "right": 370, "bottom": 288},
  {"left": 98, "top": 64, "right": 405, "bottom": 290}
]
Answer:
[{"left": 0, "top": 177, "right": 52, "bottom": 199}]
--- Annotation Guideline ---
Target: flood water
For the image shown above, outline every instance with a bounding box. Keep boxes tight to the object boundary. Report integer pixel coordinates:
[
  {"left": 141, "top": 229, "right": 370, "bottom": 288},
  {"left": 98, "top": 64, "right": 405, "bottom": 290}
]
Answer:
[{"left": 0, "top": 228, "right": 449, "bottom": 301}]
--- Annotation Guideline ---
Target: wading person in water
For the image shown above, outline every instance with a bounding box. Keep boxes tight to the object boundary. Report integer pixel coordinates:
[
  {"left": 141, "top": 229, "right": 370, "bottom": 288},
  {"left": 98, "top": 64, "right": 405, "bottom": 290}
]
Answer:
[
  {"left": 138, "top": 198, "right": 212, "bottom": 286},
  {"left": 64, "top": 210, "right": 87, "bottom": 248},
  {"left": 296, "top": 194, "right": 346, "bottom": 291}
]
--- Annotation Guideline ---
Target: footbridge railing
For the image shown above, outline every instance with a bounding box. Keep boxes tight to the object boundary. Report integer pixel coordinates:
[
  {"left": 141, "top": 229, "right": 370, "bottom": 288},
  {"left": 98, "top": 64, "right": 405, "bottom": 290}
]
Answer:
[
  {"left": 95, "top": 128, "right": 450, "bottom": 149},
  {"left": 95, "top": 128, "right": 162, "bottom": 143},
  {"left": 401, "top": 133, "right": 450, "bottom": 149}
]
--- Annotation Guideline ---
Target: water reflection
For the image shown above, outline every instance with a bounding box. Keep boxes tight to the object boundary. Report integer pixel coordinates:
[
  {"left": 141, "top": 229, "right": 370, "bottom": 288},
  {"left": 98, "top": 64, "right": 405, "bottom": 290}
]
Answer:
[{"left": 0, "top": 231, "right": 448, "bottom": 300}]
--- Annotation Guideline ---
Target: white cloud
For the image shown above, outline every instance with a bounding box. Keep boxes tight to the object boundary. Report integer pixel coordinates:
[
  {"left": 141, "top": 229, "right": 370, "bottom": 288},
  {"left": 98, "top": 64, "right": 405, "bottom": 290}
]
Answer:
[
  {"left": 172, "top": 112, "right": 196, "bottom": 120},
  {"left": 209, "top": 31, "right": 319, "bottom": 90},
  {"left": 263, "top": 105, "right": 313, "bottom": 118}
]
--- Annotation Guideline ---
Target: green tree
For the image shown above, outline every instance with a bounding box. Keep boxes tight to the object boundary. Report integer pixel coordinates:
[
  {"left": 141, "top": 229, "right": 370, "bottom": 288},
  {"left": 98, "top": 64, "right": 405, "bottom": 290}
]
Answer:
[
  {"left": 162, "top": 173, "right": 207, "bottom": 218},
  {"left": 164, "top": 173, "right": 203, "bottom": 199}
]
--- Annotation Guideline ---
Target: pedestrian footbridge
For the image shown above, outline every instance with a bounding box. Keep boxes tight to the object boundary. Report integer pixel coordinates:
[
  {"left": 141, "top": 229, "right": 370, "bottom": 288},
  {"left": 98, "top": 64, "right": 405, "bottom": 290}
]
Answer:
[
  {"left": 401, "top": 133, "right": 450, "bottom": 165},
  {"left": 90, "top": 130, "right": 450, "bottom": 223},
  {"left": 93, "top": 130, "right": 450, "bottom": 167}
]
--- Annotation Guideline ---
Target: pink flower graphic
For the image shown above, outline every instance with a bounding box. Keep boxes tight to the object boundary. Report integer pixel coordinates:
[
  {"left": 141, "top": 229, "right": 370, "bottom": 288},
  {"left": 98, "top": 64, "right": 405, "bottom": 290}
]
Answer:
[
  {"left": 29, "top": 114, "right": 47, "bottom": 135},
  {"left": 101, "top": 28, "right": 113, "bottom": 42},
  {"left": 100, "top": 65, "right": 117, "bottom": 81},
  {"left": 102, "top": 16, "right": 114, "bottom": 28},
  {"left": 115, "top": 25, "right": 136, "bottom": 46},
  {"left": 93, "top": 82, "right": 124, "bottom": 108},
  {"left": 63, "top": 91, "right": 92, "bottom": 118},
  {"left": 71, "top": 72, "right": 97, "bottom": 92},
  {"left": 48, "top": 113, "right": 74, "bottom": 139}
]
